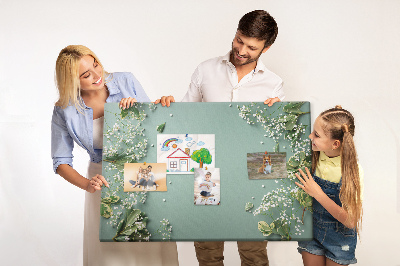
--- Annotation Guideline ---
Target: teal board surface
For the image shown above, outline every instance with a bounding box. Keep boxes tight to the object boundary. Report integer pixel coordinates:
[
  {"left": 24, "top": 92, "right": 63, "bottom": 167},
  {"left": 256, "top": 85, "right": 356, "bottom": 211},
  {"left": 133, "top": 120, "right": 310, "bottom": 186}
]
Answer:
[{"left": 100, "top": 102, "right": 313, "bottom": 242}]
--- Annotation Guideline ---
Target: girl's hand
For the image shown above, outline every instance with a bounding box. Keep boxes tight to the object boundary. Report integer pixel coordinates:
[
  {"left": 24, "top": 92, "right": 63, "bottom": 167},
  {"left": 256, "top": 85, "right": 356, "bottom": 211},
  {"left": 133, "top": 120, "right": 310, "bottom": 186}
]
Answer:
[
  {"left": 154, "top": 95, "right": 175, "bottom": 107},
  {"left": 295, "top": 167, "right": 324, "bottom": 199},
  {"left": 119, "top": 97, "right": 137, "bottom": 109},
  {"left": 86, "top": 174, "right": 109, "bottom": 193},
  {"left": 264, "top": 97, "right": 281, "bottom": 107}
]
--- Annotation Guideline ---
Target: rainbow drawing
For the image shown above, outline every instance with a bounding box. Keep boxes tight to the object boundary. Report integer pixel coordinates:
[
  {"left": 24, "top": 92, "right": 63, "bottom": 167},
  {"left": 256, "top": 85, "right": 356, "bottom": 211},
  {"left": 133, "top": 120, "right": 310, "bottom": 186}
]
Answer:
[{"left": 162, "top": 138, "right": 179, "bottom": 148}]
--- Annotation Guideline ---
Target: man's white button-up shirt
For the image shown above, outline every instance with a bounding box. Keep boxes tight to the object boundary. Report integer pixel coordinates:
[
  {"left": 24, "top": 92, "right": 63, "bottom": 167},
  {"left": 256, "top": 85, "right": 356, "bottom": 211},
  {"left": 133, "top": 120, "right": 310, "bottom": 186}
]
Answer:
[{"left": 182, "top": 52, "right": 284, "bottom": 102}]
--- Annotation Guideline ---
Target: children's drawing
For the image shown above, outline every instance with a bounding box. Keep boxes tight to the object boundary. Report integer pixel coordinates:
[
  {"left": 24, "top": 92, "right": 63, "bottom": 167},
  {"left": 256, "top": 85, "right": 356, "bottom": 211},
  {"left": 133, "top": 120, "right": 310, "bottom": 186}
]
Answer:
[
  {"left": 124, "top": 163, "right": 167, "bottom": 192},
  {"left": 194, "top": 168, "right": 220, "bottom": 205},
  {"left": 247, "top": 152, "right": 288, "bottom": 179},
  {"left": 157, "top": 134, "right": 215, "bottom": 174}
]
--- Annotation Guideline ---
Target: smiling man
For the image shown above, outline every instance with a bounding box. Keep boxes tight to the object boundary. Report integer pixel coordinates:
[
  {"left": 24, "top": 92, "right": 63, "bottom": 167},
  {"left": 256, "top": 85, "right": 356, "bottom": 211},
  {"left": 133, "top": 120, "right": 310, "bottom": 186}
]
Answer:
[
  {"left": 181, "top": 10, "right": 284, "bottom": 108},
  {"left": 182, "top": 10, "right": 283, "bottom": 266}
]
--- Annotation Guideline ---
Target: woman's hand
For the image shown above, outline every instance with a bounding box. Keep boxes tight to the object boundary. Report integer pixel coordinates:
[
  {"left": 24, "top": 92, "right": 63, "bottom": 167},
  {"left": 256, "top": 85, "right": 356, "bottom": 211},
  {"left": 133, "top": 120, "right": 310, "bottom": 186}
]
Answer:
[
  {"left": 86, "top": 174, "right": 109, "bottom": 193},
  {"left": 154, "top": 95, "right": 175, "bottom": 107},
  {"left": 295, "top": 167, "right": 324, "bottom": 199},
  {"left": 119, "top": 97, "right": 137, "bottom": 109}
]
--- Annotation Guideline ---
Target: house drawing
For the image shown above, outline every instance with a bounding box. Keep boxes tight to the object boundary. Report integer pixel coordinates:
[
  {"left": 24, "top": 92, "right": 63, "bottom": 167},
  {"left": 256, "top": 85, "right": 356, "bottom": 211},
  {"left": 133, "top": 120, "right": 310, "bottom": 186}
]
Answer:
[{"left": 167, "top": 148, "right": 191, "bottom": 172}]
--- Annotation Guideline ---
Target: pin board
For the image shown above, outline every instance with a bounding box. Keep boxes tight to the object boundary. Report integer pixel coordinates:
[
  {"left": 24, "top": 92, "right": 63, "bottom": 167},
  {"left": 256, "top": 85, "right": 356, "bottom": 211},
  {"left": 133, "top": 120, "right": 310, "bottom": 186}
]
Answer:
[{"left": 100, "top": 102, "right": 313, "bottom": 242}]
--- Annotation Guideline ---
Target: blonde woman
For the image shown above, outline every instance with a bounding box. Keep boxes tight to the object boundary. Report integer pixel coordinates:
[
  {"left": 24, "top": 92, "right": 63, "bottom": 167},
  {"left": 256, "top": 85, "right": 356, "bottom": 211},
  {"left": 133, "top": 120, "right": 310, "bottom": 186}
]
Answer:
[{"left": 51, "top": 45, "right": 178, "bottom": 265}]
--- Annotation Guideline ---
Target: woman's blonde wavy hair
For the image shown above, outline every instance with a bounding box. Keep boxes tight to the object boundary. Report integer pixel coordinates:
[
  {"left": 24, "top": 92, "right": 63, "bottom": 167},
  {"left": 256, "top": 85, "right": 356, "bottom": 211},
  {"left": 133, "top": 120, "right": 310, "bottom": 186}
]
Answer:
[
  {"left": 312, "top": 105, "right": 363, "bottom": 234},
  {"left": 55, "top": 45, "right": 106, "bottom": 110}
]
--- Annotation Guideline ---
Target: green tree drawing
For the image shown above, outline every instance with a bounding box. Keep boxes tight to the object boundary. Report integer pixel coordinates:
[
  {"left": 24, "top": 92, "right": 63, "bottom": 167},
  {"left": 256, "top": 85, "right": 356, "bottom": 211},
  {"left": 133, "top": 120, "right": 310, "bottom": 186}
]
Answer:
[{"left": 191, "top": 148, "right": 212, "bottom": 168}]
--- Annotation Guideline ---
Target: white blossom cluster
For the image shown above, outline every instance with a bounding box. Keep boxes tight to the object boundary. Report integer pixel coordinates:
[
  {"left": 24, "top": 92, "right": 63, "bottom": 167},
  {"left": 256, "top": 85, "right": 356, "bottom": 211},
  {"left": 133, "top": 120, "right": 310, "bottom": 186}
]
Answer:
[
  {"left": 126, "top": 103, "right": 148, "bottom": 122},
  {"left": 107, "top": 210, "right": 123, "bottom": 227},
  {"left": 157, "top": 218, "right": 172, "bottom": 240},
  {"left": 262, "top": 117, "right": 285, "bottom": 141},
  {"left": 148, "top": 103, "right": 157, "bottom": 111},
  {"left": 237, "top": 103, "right": 307, "bottom": 153},
  {"left": 253, "top": 184, "right": 306, "bottom": 237},
  {"left": 138, "top": 192, "right": 147, "bottom": 204},
  {"left": 105, "top": 191, "right": 147, "bottom": 227},
  {"left": 121, "top": 212, "right": 152, "bottom": 242},
  {"left": 103, "top": 121, "right": 147, "bottom": 160},
  {"left": 238, "top": 105, "right": 255, "bottom": 124},
  {"left": 101, "top": 104, "right": 152, "bottom": 228},
  {"left": 285, "top": 124, "right": 306, "bottom": 141},
  {"left": 253, "top": 186, "right": 295, "bottom": 216},
  {"left": 127, "top": 210, "right": 152, "bottom": 242}
]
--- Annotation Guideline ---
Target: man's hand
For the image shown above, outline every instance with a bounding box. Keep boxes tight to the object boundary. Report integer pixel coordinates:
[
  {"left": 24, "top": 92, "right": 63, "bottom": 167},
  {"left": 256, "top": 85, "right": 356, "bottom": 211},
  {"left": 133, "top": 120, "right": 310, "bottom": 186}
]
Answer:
[
  {"left": 154, "top": 96, "right": 175, "bottom": 107},
  {"left": 264, "top": 97, "right": 281, "bottom": 107}
]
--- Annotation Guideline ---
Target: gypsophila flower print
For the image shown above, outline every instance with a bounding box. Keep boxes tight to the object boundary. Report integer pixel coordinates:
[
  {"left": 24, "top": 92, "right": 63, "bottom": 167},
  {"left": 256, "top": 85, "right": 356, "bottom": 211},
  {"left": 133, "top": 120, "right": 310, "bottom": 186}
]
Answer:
[
  {"left": 102, "top": 103, "right": 172, "bottom": 242},
  {"left": 238, "top": 102, "right": 312, "bottom": 240}
]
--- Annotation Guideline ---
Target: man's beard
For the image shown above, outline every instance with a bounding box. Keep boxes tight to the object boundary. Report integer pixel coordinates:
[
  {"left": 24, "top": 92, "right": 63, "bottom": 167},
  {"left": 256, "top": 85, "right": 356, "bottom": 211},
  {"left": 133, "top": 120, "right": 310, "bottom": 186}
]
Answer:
[{"left": 230, "top": 46, "right": 262, "bottom": 66}]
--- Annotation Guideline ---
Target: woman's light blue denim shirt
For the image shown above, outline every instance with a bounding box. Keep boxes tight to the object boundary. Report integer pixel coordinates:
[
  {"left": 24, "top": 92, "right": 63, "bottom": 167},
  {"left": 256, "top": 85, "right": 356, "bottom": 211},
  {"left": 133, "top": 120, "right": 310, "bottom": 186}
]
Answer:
[{"left": 51, "top": 72, "right": 150, "bottom": 173}]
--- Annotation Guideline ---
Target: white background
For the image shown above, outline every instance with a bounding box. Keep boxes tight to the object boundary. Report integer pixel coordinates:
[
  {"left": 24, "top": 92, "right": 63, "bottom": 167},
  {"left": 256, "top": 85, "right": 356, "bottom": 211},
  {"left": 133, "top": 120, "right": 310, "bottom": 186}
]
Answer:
[{"left": 1, "top": 0, "right": 399, "bottom": 265}]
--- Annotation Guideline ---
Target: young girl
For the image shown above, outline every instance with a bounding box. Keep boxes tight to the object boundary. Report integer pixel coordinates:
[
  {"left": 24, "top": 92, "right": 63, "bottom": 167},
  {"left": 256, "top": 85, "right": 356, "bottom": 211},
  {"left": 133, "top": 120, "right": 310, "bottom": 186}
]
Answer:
[
  {"left": 295, "top": 105, "right": 363, "bottom": 266},
  {"left": 51, "top": 45, "right": 178, "bottom": 265}
]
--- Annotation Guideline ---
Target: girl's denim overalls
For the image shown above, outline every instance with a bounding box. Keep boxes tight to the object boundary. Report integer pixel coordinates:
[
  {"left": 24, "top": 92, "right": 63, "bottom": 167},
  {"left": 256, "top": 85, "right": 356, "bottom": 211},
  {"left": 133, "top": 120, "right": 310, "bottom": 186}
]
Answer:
[{"left": 298, "top": 174, "right": 357, "bottom": 265}]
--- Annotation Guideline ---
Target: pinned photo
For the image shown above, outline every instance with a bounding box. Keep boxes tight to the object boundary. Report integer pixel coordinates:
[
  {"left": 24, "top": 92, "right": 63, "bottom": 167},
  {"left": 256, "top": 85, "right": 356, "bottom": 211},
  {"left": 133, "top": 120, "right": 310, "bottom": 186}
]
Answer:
[
  {"left": 124, "top": 163, "right": 167, "bottom": 192},
  {"left": 247, "top": 152, "right": 288, "bottom": 179},
  {"left": 194, "top": 168, "right": 220, "bottom": 205}
]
